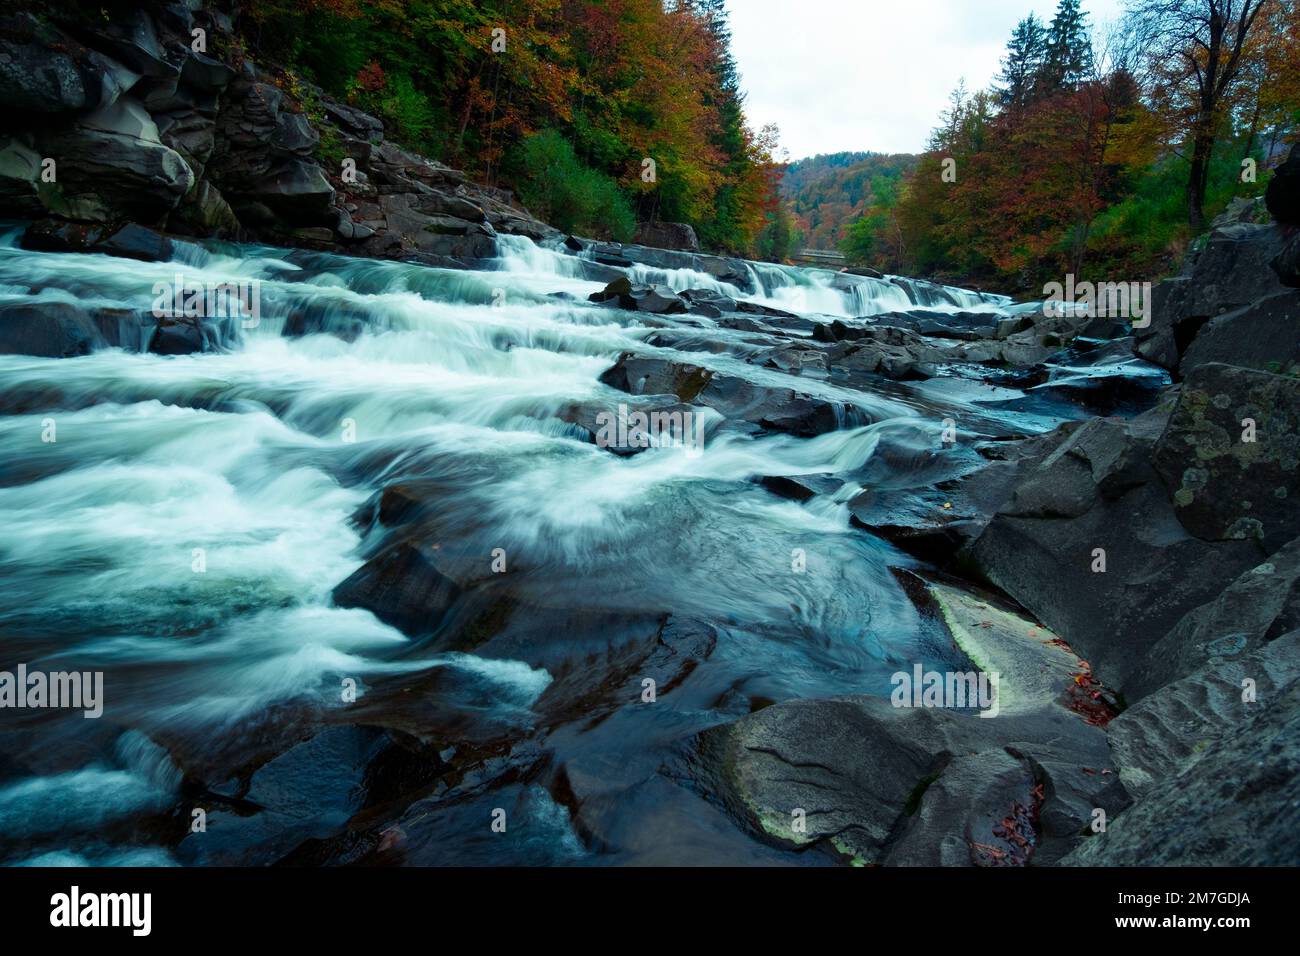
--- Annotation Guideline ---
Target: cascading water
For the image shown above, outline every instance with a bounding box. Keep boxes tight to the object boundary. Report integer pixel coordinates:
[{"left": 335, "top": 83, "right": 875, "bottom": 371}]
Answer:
[{"left": 0, "top": 226, "right": 1058, "bottom": 866}]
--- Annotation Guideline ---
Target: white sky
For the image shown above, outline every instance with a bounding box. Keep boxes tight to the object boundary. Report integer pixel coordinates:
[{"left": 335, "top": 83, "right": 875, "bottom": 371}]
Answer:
[{"left": 727, "top": 0, "right": 1128, "bottom": 158}]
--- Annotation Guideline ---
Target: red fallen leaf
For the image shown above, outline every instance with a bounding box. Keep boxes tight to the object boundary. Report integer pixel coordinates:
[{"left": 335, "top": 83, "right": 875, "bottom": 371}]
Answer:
[{"left": 1082, "top": 767, "right": 1097, "bottom": 775}]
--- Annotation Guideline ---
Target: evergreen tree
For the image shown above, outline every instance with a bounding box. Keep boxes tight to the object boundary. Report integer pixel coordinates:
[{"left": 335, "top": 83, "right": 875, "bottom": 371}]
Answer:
[
  {"left": 996, "top": 14, "right": 1046, "bottom": 108},
  {"left": 1042, "top": 0, "right": 1093, "bottom": 90}
]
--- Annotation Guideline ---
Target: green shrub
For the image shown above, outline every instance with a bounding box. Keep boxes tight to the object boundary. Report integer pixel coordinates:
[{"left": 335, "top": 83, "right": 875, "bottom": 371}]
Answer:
[{"left": 513, "top": 130, "right": 635, "bottom": 241}]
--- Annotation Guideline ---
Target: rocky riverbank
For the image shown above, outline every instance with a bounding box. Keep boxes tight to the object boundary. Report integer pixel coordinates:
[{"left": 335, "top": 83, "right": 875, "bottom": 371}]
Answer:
[{"left": 1, "top": 2, "right": 1298, "bottom": 867}]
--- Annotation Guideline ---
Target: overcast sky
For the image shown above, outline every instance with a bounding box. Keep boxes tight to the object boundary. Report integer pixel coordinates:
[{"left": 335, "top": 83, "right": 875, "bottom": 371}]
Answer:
[{"left": 728, "top": 0, "right": 1128, "bottom": 159}]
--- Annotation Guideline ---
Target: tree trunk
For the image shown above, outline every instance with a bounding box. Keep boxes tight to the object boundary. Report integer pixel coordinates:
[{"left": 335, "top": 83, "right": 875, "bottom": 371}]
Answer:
[{"left": 1187, "top": 122, "right": 1215, "bottom": 232}]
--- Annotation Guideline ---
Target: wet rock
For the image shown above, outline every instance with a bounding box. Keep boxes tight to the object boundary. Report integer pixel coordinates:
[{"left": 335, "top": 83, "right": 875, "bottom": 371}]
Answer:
[
  {"left": 176, "top": 726, "right": 392, "bottom": 866},
  {"left": 333, "top": 539, "right": 466, "bottom": 635},
  {"left": 0, "top": 301, "right": 103, "bottom": 357},
  {"left": 598, "top": 352, "right": 860, "bottom": 437},
  {"left": 848, "top": 459, "right": 1022, "bottom": 564},
  {"left": 1151, "top": 362, "right": 1300, "bottom": 552},
  {"left": 589, "top": 278, "right": 687, "bottom": 314},
  {"left": 758, "top": 474, "right": 845, "bottom": 503},
  {"left": 694, "top": 577, "right": 1124, "bottom": 865},
  {"left": 282, "top": 298, "right": 380, "bottom": 342},
  {"left": 148, "top": 316, "right": 208, "bottom": 355},
  {"left": 21, "top": 220, "right": 174, "bottom": 262}
]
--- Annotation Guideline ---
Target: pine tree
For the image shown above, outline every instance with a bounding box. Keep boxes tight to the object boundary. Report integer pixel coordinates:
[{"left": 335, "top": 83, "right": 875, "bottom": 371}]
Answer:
[
  {"left": 996, "top": 14, "right": 1046, "bottom": 108},
  {"left": 1042, "top": 0, "right": 1093, "bottom": 90}
]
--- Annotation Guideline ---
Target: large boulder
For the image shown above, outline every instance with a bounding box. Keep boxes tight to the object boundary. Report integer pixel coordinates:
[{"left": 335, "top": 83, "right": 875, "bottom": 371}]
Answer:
[
  {"left": 21, "top": 220, "right": 175, "bottom": 262},
  {"left": 1126, "top": 541, "right": 1300, "bottom": 703},
  {"left": 0, "top": 13, "right": 140, "bottom": 114},
  {"left": 36, "top": 96, "right": 194, "bottom": 222},
  {"left": 1138, "top": 224, "right": 1291, "bottom": 374},
  {"left": 0, "top": 300, "right": 156, "bottom": 356},
  {"left": 1266, "top": 144, "right": 1300, "bottom": 225},
  {"left": 633, "top": 221, "right": 699, "bottom": 252},
  {"left": 598, "top": 352, "right": 862, "bottom": 437},
  {"left": 1151, "top": 363, "right": 1300, "bottom": 552},
  {"left": 694, "top": 577, "right": 1127, "bottom": 866},
  {"left": 1063, "top": 638, "right": 1300, "bottom": 866},
  {"left": 0, "top": 138, "right": 46, "bottom": 217},
  {"left": 1178, "top": 290, "right": 1300, "bottom": 377},
  {"left": 968, "top": 410, "right": 1265, "bottom": 695},
  {"left": 332, "top": 539, "right": 467, "bottom": 635}
]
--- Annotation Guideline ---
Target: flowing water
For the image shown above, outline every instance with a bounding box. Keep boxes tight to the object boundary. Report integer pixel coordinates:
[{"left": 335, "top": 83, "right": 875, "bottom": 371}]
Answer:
[{"left": 0, "top": 227, "right": 1085, "bottom": 866}]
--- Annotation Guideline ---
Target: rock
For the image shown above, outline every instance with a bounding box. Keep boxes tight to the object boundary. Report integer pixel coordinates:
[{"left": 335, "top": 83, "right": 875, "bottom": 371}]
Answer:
[
  {"left": 36, "top": 97, "right": 194, "bottom": 222},
  {"left": 694, "top": 576, "right": 1124, "bottom": 865},
  {"left": 1103, "top": 631, "right": 1300, "bottom": 798},
  {"left": 1132, "top": 277, "right": 1190, "bottom": 370},
  {"left": 589, "top": 278, "right": 687, "bottom": 314},
  {"left": 1178, "top": 290, "right": 1300, "bottom": 377},
  {"left": 1274, "top": 232, "right": 1300, "bottom": 288},
  {"left": 0, "top": 138, "right": 45, "bottom": 217},
  {"left": 0, "top": 301, "right": 103, "bottom": 357},
  {"left": 757, "top": 474, "right": 845, "bottom": 503},
  {"left": 1062, "top": 656, "right": 1300, "bottom": 867},
  {"left": 70, "top": 9, "right": 176, "bottom": 79},
  {"left": 1151, "top": 362, "right": 1300, "bottom": 552},
  {"left": 0, "top": 13, "right": 140, "bottom": 114},
  {"left": 848, "top": 460, "right": 1022, "bottom": 565},
  {"left": 282, "top": 298, "right": 380, "bottom": 341},
  {"left": 322, "top": 99, "right": 385, "bottom": 143},
  {"left": 1266, "top": 144, "right": 1300, "bottom": 225},
  {"left": 180, "top": 52, "right": 235, "bottom": 92},
  {"left": 969, "top": 410, "right": 1266, "bottom": 695},
  {"left": 176, "top": 726, "right": 393, "bottom": 866},
  {"left": 633, "top": 221, "right": 699, "bottom": 251},
  {"left": 148, "top": 316, "right": 207, "bottom": 355},
  {"left": 21, "top": 220, "right": 174, "bottom": 262},
  {"left": 246, "top": 159, "right": 336, "bottom": 220},
  {"left": 598, "top": 352, "right": 861, "bottom": 437},
  {"left": 333, "top": 539, "right": 465, "bottom": 635}
]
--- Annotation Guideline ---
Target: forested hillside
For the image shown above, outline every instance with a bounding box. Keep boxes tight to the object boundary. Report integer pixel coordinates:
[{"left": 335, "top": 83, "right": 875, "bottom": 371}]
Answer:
[
  {"left": 780, "top": 152, "right": 918, "bottom": 252},
  {"left": 244, "top": 0, "right": 785, "bottom": 255},
  {"left": 835, "top": 0, "right": 1299, "bottom": 291}
]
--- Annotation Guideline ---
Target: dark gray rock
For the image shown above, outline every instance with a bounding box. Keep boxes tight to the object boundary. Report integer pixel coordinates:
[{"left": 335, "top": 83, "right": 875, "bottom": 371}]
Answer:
[
  {"left": 1266, "top": 144, "right": 1300, "bottom": 225},
  {"left": 969, "top": 409, "right": 1266, "bottom": 695},
  {"left": 0, "top": 13, "right": 140, "bottom": 114},
  {"left": 35, "top": 97, "right": 194, "bottom": 222},
  {"left": 21, "top": 220, "right": 174, "bottom": 262},
  {"left": 633, "top": 221, "right": 699, "bottom": 251},
  {"left": 1274, "top": 232, "right": 1300, "bottom": 288},
  {"left": 1178, "top": 290, "right": 1300, "bottom": 377},
  {"left": 333, "top": 539, "right": 465, "bottom": 635},
  {"left": 1063, "top": 655, "right": 1300, "bottom": 867},
  {"left": 1151, "top": 362, "right": 1300, "bottom": 552},
  {"left": 1113, "top": 631, "right": 1300, "bottom": 794}
]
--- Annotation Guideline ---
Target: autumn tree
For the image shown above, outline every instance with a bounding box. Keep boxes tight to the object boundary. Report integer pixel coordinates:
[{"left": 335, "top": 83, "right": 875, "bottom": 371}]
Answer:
[{"left": 1126, "top": 0, "right": 1273, "bottom": 228}]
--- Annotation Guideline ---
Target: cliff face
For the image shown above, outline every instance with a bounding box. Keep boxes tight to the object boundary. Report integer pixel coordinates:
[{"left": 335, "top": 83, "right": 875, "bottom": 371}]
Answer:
[{"left": 0, "top": 4, "right": 556, "bottom": 265}]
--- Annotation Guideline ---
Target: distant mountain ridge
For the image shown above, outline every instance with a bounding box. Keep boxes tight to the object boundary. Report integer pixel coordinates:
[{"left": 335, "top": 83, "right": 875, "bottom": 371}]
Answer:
[{"left": 781, "top": 151, "right": 918, "bottom": 251}]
